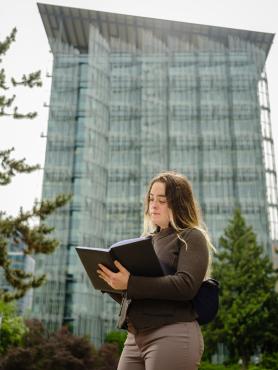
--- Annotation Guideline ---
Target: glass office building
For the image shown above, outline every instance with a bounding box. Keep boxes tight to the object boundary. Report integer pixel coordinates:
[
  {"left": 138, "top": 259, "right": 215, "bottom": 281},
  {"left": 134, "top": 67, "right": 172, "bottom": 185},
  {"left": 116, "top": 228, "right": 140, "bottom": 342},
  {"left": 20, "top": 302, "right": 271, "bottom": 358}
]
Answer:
[{"left": 34, "top": 3, "right": 278, "bottom": 346}]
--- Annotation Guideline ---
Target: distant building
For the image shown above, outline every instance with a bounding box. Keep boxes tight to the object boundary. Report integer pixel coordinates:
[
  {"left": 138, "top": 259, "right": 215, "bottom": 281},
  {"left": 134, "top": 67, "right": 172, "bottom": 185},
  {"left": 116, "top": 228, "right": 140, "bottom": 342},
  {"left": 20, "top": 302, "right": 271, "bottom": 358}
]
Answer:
[{"left": 34, "top": 3, "right": 278, "bottom": 346}]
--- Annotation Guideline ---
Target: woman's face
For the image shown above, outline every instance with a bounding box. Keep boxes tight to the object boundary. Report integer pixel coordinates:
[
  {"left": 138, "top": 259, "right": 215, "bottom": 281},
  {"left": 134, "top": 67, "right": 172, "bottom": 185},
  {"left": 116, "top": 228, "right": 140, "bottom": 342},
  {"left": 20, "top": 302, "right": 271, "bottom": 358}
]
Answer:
[{"left": 148, "top": 181, "right": 171, "bottom": 229}]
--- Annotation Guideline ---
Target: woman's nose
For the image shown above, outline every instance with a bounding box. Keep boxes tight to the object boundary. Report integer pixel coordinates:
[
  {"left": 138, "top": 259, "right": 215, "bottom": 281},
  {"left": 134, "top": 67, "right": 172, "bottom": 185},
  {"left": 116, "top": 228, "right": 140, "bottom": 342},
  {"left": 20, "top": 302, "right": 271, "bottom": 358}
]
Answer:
[{"left": 152, "top": 199, "right": 159, "bottom": 207}]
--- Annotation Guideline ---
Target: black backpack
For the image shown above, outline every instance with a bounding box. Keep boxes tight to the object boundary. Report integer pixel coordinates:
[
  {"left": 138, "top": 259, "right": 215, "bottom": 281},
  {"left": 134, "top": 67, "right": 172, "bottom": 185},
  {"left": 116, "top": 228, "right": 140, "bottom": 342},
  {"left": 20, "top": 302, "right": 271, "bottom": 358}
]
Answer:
[{"left": 192, "top": 278, "right": 220, "bottom": 325}]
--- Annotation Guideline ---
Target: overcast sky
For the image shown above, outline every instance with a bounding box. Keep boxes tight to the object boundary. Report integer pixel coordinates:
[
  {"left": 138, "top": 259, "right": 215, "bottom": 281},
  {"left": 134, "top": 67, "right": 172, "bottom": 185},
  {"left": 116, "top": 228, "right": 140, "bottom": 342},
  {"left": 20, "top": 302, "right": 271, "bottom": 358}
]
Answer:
[{"left": 0, "top": 0, "right": 277, "bottom": 217}]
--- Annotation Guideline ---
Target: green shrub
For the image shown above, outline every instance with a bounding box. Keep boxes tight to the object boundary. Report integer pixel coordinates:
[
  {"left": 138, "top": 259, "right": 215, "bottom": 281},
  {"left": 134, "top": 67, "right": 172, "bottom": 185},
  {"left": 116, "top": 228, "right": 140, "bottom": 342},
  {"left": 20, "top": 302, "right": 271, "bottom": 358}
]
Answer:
[
  {"left": 199, "top": 361, "right": 276, "bottom": 370},
  {"left": 0, "top": 300, "right": 27, "bottom": 354},
  {"left": 199, "top": 362, "right": 241, "bottom": 370},
  {"left": 104, "top": 330, "right": 127, "bottom": 353},
  {"left": 260, "top": 352, "right": 278, "bottom": 369}
]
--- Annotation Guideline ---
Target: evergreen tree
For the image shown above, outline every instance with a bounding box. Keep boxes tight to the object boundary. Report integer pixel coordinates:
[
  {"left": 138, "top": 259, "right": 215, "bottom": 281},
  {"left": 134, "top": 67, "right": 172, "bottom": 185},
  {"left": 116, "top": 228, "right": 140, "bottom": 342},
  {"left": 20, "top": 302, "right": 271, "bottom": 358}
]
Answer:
[
  {"left": 204, "top": 208, "right": 278, "bottom": 369},
  {"left": 0, "top": 28, "right": 71, "bottom": 301}
]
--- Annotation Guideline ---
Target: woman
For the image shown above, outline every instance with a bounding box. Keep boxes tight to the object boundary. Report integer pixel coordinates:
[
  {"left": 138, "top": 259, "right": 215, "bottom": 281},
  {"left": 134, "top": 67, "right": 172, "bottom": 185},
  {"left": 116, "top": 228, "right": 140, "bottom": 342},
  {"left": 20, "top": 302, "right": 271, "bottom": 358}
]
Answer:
[{"left": 97, "top": 171, "right": 215, "bottom": 370}]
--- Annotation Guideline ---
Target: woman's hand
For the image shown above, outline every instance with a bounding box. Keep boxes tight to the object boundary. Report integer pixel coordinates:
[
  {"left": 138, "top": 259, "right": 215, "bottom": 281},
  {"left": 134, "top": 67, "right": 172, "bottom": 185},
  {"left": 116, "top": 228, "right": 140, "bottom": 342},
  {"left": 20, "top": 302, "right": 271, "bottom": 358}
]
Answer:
[{"left": 97, "top": 260, "right": 130, "bottom": 290}]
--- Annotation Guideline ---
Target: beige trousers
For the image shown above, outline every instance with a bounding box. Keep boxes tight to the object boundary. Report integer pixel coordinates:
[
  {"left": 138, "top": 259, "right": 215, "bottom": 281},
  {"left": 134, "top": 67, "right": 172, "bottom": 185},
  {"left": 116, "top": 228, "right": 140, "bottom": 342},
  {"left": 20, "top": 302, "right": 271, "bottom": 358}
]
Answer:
[{"left": 117, "top": 321, "right": 204, "bottom": 370}]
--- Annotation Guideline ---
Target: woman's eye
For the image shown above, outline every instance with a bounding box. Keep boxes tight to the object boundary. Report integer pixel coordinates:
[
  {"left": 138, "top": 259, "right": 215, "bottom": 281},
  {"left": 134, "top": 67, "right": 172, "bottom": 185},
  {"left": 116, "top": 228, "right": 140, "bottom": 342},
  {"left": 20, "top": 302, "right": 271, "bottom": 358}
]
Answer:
[{"left": 149, "top": 197, "right": 167, "bottom": 204}]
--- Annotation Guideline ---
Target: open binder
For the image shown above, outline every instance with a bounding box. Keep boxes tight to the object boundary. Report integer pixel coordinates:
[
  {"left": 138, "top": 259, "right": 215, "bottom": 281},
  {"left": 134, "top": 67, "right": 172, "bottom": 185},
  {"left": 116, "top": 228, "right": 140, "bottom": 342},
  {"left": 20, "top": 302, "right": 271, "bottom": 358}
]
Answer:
[{"left": 76, "top": 237, "right": 164, "bottom": 293}]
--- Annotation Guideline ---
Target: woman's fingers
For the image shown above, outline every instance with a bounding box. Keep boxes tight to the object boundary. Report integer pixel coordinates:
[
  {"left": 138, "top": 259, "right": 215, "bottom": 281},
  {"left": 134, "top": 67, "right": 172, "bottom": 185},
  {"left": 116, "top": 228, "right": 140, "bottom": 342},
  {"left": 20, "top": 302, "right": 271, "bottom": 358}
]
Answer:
[
  {"left": 114, "top": 260, "right": 126, "bottom": 272},
  {"left": 98, "top": 263, "right": 112, "bottom": 275},
  {"left": 97, "top": 262, "right": 130, "bottom": 290}
]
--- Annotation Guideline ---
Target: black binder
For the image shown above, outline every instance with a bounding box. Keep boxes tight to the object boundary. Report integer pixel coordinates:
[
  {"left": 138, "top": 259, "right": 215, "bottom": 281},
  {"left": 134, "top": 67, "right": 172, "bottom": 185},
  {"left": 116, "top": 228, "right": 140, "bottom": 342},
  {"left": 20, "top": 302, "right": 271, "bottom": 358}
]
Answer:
[{"left": 75, "top": 237, "right": 164, "bottom": 293}]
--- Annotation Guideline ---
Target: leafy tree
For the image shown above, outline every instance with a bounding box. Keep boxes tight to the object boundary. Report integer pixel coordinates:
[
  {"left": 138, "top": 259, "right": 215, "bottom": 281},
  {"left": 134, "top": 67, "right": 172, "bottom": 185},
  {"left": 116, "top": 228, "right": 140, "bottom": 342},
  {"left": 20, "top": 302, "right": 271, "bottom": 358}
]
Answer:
[
  {"left": 0, "top": 28, "right": 71, "bottom": 301},
  {"left": 0, "top": 300, "right": 27, "bottom": 354},
  {"left": 203, "top": 208, "right": 278, "bottom": 369}
]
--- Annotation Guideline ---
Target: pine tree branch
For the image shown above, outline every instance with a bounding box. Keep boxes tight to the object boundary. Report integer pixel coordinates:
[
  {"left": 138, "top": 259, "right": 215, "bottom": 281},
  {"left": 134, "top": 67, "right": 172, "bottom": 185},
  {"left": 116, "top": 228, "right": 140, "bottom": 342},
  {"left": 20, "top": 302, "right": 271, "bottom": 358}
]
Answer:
[
  {"left": 32, "top": 194, "right": 72, "bottom": 220},
  {"left": 15, "top": 223, "right": 60, "bottom": 255},
  {"left": 0, "top": 236, "right": 9, "bottom": 266},
  {"left": 0, "top": 94, "right": 15, "bottom": 108},
  {"left": 0, "top": 30, "right": 41, "bottom": 118},
  {"left": 0, "top": 194, "right": 72, "bottom": 254},
  {"left": 1, "top": 272, "right": 45, "bottom": 303},
  {"left": 0, "top": 28, "right": 17, "bottom": 92},
  {"left": 13, "top": 106, "right": 37, "bottom": 119},
  {"left": 0, "top": 107, "right": 37, "bottom": 119},
  {"left": 11, "top": 71, "right": 42, "bottom": 88},
  {"left": 4, "top": 264, "right": 46, "bottom": 291},
  {"left": 0, "top": 193, "right": 71, "bottom": 302},
  {"left": 0, "top": 148, "right": 40, "bottom": 185},
  {"left": 0, "top": 68, "right": 9, "bottom": 90},
  {"left": 0, "top": 28, "right": 16, "bottom": 58}
]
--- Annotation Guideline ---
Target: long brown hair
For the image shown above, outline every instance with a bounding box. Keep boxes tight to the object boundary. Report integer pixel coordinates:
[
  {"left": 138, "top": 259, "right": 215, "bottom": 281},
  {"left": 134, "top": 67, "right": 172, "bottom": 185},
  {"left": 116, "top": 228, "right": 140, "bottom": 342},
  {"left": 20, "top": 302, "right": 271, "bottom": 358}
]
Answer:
[{"left": 142, "top": 171, "right": 216, "bottom": 278}]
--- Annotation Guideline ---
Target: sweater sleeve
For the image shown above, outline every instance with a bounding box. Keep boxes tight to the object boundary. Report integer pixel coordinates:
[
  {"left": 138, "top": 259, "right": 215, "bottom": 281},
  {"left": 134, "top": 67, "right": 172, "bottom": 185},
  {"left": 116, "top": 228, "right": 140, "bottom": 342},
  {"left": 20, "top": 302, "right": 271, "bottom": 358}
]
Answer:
[{"left": 126, "top": 229, "right": 209, "bottom": 301}]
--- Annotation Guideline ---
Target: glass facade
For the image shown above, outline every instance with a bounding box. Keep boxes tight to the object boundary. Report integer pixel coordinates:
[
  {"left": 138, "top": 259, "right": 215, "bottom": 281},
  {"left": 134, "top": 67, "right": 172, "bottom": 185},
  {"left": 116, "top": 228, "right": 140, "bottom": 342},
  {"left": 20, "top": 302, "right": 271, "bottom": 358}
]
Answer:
[{"left": 34, "top": 4, "right": 277, "bottom": 346}]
